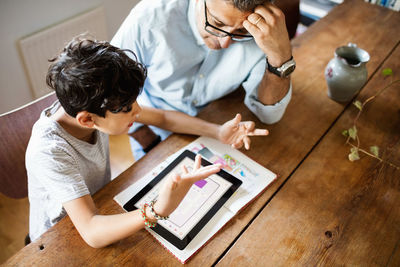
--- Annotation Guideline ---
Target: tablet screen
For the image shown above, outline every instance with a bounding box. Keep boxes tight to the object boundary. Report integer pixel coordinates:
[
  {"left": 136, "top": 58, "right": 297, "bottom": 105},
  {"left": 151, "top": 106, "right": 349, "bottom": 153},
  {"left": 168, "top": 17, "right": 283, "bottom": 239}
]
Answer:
[
  {"left": 123, "top": 150, "right": 242, "bottom": 250},
  {"left": 135, "top": 157, "right": 232, "bottom": 240}
]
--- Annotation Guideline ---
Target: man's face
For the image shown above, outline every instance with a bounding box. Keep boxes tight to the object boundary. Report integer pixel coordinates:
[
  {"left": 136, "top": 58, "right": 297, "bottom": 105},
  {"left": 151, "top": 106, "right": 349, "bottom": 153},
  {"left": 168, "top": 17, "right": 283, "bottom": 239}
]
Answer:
[{"left": 195, "top": 0, "right": 251, "bottom": 50}]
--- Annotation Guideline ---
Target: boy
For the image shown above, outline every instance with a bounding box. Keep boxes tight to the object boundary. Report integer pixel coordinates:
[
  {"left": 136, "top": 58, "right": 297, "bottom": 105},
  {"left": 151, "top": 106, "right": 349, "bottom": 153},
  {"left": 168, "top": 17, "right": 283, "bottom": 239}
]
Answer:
[{"left": 26, "top": 36, "right": 268, "bottom": 247}]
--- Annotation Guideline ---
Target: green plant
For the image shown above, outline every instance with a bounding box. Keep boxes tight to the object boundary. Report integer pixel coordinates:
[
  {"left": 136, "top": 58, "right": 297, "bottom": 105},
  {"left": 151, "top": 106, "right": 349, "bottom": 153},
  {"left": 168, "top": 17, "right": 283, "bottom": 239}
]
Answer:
[{"left": 342, "top": 68, "right": 400, "bottom": 169}]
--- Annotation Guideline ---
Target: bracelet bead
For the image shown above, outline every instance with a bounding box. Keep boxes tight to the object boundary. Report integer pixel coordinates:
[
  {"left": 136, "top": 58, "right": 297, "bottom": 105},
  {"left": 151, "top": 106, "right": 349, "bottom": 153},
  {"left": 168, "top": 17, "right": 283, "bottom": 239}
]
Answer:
[
  {"left": 140, "top": 203, "right": 157, "bottom": 228},
  {"left": 149, "top": 200, "right": 169, "bottom": 220}
]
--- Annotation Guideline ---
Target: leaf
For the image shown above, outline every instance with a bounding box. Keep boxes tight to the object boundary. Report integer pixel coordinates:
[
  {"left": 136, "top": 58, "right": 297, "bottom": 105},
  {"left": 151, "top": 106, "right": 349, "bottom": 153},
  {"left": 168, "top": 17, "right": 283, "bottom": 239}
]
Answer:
[
  {"left": 348, "top": 147, "right": 360, "bottom": 162},
  {"left": 382, "top": 68, "right": 393, "bottom": 77},
  {"left": 348, "top": 126, "right": 357, "bottom": 140},
  {"left": 370, "top": 146, "right": 379, "bottom": 157},
  {"left": 353, "top": 100, "right": 363, "bottom": 111},
  {"left": 342, "top": 130, "right": 349, "bottom": 137}
]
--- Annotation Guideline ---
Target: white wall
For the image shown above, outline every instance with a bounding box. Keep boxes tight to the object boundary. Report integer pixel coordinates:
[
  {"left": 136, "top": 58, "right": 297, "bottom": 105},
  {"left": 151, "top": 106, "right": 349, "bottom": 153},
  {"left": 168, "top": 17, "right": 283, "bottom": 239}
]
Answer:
[{"left": 0, "top": 0, "right": 139, "bottom": 114}]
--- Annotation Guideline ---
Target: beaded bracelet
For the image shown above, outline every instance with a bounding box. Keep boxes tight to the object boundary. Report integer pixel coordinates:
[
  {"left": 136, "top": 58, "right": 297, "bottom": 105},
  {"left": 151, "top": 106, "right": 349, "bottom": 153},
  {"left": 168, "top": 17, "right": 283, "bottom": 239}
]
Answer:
[
  {"left": 149, "top": 200, "right": 169, "bottom": 220},
  {"left": 149, "top": 199, "right": 169, "bottom": 220},
  {"left": 140, "top": 203, "right": 157, "bottom": 228}
]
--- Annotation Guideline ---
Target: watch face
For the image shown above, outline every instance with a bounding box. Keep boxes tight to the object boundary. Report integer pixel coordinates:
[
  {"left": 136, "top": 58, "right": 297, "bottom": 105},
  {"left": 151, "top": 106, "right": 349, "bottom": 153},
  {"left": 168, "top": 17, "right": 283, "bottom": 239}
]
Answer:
[
  {"left": 267, "top": 57, "right": 296, "bottom": 77},
  {"left": 283, "top": 64, "right": 296, "bottom": 77}
]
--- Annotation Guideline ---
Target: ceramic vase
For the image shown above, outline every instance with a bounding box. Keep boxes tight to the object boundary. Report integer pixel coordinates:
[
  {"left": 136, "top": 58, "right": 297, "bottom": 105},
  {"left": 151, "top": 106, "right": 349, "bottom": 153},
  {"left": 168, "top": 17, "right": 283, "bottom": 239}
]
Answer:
[{"left": 325, "top": 43, "right": 370, "bottom": 102}]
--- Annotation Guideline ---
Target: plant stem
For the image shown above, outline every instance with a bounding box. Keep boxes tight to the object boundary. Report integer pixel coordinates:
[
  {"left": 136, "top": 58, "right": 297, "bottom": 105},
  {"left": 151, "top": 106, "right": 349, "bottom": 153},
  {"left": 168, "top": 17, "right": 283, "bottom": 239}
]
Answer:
[
  {"left": 344, "top": 78, "right": 400, "bottom": 170},
  {"left": 362, "top": 79, "right": 399, "bottom": 107},
  {"left": 354, "top": 79, "right": 400, "bottom": 125},
  {"left": 346, "top": 141, "right": 400, "bottom": 170}
]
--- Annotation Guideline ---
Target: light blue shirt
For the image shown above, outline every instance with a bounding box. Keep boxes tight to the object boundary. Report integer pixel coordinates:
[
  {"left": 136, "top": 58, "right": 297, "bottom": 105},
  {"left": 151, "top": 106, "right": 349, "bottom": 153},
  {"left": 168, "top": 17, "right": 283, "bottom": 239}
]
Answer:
[{"left": 111, "top": 0, "right": 291, "bottom": 124}]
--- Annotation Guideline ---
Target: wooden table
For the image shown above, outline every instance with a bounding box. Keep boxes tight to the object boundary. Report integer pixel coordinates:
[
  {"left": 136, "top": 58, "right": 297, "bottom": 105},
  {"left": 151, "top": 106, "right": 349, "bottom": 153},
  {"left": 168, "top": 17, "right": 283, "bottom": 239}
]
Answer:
[{"left": 6, "top": 0, "right": 400, "bottom": 265}]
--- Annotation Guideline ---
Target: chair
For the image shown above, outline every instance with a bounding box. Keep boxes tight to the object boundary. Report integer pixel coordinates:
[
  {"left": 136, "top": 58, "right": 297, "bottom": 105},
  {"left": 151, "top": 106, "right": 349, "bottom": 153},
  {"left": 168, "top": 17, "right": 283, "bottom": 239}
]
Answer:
[
  {"left": 276, "top": 0, "right": 300, "bottom": 39},
  {"left": 0, "top": 92, "right": 57, "bottom": 199}
]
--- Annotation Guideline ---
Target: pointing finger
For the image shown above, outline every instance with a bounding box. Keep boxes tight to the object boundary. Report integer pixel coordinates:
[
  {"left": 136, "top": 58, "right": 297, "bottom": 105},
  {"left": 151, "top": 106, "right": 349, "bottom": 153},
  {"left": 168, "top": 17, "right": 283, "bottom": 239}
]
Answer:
[
  {"left": 247, "top": 128, "right": 269, "bottom": 136},
  {"left": 244, "top": 136, "right": 251, "bottom": 150},
  {"left": 194, "top": 154, "right": 202, "bottom": 170},
  {"left": 181, "top": 165, "right": 220, "bottom": 181},
  {"left": 182, "top": 164, "right": 188, "bottom": 174}
]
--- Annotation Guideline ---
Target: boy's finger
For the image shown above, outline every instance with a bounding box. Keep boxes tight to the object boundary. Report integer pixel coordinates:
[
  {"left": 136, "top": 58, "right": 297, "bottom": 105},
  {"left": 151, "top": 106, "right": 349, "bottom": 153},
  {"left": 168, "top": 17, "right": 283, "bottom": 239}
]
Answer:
[
  {"left": 224, "top": 113, "right": 242, "bottom": 129},
  {"left": 181, "top": 165, "right": 220, "bottom": 181},
  {"left": 225, "top": 113, "right": 241, "bottom": 129},
  {"left": 233, "top": 113, "right": 241, "bottom": 126},
  {"left": 181, "top": 164, "right": 188, "bottom": 174},
  {"left": 196, "top": 164, "right": 221, "bottom": 174},
  {"left": 194, "top": 154, "right": 202, "bottom": 170},
  {"left": 244, "top": 136, "right": 251, "bottom": 150},
  {"left": 247, "top": 128, "right": 269, "bottom": 136},
  {"left": 243, "top": 121, "right": 255, "bottom": 131},
  {"left": 166, "top": 173, "right": 181, "bottom": 190},
  {"left": 232, "top": 141, "right": 243, "bottom": 149}
]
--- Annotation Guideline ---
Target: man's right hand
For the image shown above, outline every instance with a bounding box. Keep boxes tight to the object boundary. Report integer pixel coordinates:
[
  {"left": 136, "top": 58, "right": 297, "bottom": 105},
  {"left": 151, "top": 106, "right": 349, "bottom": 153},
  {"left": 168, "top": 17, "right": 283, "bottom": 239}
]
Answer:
[
  {"left": 243, "top": 2, "right": 292, "bottom": 67},
  {"left": 130, "top": 125, "right": 161, "bottom": 153}
]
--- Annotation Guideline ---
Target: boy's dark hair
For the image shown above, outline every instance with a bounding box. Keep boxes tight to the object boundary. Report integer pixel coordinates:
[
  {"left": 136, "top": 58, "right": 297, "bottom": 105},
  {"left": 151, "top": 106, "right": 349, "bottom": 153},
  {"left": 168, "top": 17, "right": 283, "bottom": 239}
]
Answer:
[{"left": 46, "top": 36, "right": 146, "bottom": 118}]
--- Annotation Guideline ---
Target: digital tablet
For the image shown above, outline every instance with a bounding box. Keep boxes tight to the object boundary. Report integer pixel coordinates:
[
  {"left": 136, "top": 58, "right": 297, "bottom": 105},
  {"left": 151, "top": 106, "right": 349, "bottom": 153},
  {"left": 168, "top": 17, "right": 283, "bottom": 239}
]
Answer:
[{"left": 123, "top": 149, "right": 242, "bottom": 250}]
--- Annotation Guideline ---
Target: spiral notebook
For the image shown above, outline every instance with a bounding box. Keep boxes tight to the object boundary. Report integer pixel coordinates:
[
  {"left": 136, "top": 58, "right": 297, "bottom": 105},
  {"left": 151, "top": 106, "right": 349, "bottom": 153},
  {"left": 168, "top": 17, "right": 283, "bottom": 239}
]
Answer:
[{"left": 114, "top": 136, "right": 277, "bottom": 264}]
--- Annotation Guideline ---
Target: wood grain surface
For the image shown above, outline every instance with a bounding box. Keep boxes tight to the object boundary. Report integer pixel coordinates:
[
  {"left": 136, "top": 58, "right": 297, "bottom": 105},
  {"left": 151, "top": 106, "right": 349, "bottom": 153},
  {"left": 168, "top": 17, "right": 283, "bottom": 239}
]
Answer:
[{"left": 217, "top": 42, "right": 400, "bottom": 267}]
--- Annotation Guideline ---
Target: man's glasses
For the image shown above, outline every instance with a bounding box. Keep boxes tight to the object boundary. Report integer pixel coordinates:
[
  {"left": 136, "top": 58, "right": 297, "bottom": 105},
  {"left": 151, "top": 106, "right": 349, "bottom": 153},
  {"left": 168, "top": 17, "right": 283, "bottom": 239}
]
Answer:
[{"left": 204, "top": 0, "right": 253, "bottom": 42}]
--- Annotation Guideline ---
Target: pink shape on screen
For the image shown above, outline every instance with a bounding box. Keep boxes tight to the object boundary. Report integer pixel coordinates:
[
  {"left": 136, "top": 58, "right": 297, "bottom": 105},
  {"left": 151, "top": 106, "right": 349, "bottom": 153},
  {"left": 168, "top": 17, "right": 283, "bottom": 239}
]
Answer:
[{"left": 195, "top": 180, "right": 207, "bottom": 188}]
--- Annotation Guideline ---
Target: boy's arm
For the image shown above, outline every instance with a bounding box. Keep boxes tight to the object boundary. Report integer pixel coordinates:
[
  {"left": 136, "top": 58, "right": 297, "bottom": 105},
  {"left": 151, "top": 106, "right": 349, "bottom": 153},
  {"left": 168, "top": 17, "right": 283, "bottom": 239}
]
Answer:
[
  {"left": 63, "top": 195, "right": 145, "bottom": 248},
  {"left": 63, "top": 156, "right": 221, "bottom": 248},
  {"left": 137, "top": 106, "right": 220, "bottom": 139},
  {"left": 137, "top": 107, "right": 268, "bottom": 150}
]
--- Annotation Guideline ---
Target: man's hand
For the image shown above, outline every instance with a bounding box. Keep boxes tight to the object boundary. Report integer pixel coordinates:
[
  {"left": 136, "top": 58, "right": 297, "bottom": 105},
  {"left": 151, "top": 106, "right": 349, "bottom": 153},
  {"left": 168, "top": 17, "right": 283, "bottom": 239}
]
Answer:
[
  {"left": 218, "top": 114, "right": 269, "bottom": 150},
  {"left": 243, "top": 2, "right": 292, "bottom": 67},
  {"left": 153, "top": 155, "right": 221, "bottom": 217}
]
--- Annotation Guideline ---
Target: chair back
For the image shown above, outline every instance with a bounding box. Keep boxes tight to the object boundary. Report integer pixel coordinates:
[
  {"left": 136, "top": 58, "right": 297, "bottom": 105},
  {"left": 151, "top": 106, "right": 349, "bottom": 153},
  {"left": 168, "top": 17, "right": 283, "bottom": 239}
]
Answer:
[
  {"left": 0, "top": 93, "right": 57, "bottom": 198},
  {"left": 276, "top": 0, "right": 300, "bottom": 39}
]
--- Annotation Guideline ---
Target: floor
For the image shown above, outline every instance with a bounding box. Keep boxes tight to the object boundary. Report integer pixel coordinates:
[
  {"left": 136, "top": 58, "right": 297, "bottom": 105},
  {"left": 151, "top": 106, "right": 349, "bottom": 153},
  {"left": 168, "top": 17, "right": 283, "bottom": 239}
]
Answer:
[{"left": 0, "top": 134, "right": 134, "bottom": 264}]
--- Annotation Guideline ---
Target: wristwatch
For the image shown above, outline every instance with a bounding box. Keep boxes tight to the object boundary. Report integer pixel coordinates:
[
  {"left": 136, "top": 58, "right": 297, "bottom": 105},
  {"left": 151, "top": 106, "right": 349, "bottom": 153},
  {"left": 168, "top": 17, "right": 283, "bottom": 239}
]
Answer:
[{"left": 266, "top": 56, "right": 296, "bottom": 78}]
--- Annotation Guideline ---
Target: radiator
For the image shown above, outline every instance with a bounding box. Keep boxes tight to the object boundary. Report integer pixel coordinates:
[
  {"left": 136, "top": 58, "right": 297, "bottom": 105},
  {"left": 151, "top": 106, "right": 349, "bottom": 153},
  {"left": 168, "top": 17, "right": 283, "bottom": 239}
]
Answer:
[{"left": 18, "top": 6, "right": 108, "bottom": 98}]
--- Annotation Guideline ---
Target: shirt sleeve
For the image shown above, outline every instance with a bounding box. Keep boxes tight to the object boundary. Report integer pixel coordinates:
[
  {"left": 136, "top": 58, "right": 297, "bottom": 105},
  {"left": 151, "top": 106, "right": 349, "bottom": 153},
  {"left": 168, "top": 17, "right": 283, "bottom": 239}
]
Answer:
[{"left": 242, "top": 57, "right": 292, "bottom": 125}]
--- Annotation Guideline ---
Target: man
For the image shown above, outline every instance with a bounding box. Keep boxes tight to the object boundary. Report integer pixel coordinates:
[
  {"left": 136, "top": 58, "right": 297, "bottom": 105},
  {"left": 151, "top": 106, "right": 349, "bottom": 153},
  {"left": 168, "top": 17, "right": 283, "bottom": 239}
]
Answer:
[{"left": 111, "top": 0, "right": 295, "bottom": 158}]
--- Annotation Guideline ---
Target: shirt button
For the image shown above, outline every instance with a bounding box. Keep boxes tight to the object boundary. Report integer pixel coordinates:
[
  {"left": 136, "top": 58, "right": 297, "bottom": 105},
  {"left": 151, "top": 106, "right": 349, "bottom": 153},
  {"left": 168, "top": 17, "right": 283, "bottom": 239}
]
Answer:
[
  {"left": 192, "top": 100, "right": 198, "bottom": 105},
  {"left": 199, "top": 74, "right": 204, "bottom": 79}
]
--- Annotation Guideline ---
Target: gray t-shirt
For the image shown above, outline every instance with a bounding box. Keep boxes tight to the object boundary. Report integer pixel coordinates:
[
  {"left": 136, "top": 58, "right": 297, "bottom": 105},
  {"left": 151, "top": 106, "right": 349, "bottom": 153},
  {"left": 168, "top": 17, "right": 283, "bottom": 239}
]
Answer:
[{"left": 26, "top": 101, "right": 111, "bottom": 241}]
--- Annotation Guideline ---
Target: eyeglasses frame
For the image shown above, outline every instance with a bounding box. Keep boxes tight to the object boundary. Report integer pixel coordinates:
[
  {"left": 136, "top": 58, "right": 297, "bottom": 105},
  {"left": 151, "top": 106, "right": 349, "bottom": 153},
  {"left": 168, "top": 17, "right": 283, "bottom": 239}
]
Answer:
[{"left": 203, "top": 0, "right": 253, "bottom": 41}]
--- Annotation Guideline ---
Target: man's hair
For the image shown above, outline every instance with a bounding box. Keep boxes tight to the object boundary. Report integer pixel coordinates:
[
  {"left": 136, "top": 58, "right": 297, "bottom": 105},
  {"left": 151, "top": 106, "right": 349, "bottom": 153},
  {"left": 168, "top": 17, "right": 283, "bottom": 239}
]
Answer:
[
  {"left": 226, "top": 0, "right": 270, "bottom": 12},
  {"left": 46, "top": 35, "right": 146, "bottom": 118}
]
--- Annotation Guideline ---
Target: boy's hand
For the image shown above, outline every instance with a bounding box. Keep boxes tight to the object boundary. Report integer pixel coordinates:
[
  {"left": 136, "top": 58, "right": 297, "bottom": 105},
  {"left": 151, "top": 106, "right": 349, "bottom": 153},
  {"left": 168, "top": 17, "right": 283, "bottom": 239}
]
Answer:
[
  {"left": 218, "top": 114, "right": 269, "bottom": 150},
  {"left": 153, "top": 155, "right": 221, "bottom": 217}
]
